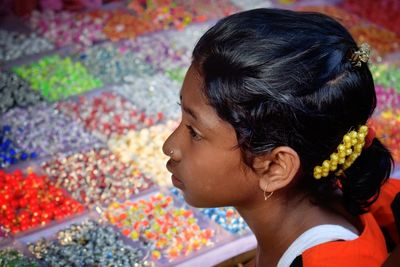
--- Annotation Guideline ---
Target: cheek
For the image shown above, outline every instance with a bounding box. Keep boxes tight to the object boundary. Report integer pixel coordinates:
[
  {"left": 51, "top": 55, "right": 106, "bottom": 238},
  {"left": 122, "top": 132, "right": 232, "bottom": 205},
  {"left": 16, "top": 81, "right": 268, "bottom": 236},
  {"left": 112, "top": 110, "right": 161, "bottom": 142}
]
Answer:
[{"left": 181, "top": 148, "right": 257, "bottom": 207}]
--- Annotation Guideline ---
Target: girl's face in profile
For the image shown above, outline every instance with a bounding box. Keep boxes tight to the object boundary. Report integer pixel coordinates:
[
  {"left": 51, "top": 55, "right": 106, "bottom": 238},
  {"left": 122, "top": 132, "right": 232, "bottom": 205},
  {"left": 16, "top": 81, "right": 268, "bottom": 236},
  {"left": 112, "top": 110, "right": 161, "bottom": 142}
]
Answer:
[{"left": 163, "top": 65, "right": 259, "bottom": 208}]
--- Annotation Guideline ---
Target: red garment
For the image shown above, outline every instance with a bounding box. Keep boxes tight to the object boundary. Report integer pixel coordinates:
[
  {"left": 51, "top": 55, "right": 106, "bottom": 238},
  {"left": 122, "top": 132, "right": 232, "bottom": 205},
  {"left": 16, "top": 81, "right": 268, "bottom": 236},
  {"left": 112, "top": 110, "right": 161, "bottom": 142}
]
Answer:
[
  {"left": 293, "top": 178, "right": 400, "bottom": 266},
  {"left": 299, "top": 213, "right": 388, "bottom": 266},
  {"left": 370, "top": 178, "right": 400, "bottom": 245}
]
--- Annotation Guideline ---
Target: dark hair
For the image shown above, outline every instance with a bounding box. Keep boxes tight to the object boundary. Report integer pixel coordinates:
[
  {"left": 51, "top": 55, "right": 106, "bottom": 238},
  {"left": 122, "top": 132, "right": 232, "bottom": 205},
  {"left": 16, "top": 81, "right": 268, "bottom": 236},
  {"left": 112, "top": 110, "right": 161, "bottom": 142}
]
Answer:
[{"left": 192, "top": 8, "right": 393, "bottom": 215}]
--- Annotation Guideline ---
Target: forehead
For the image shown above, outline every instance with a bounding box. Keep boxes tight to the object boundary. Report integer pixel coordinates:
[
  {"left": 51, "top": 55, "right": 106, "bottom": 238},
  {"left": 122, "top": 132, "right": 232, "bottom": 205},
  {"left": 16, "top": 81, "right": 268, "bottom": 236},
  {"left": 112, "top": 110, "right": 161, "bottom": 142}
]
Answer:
[{"left": 180, "top": 66, "right": 235, "bottom": 137}]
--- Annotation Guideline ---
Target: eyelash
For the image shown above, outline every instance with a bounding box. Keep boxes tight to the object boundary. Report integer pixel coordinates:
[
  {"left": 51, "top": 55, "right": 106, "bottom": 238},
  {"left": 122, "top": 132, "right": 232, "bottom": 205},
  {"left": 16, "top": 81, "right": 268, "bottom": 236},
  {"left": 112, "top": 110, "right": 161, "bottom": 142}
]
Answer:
[{"left": 186, "top": 124, "right": 201, "bottom": 141}]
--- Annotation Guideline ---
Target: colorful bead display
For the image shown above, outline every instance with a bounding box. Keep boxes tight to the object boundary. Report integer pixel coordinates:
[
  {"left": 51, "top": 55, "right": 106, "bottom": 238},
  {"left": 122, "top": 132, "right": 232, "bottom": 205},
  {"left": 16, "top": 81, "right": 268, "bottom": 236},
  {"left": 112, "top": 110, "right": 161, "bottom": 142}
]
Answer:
[
  {"left": 375, "top": 85, "right": 400, "bottom": 114},
  {"left": 28, "top": 220, "right": 151, "bottom": 267},
  {"left": 29, "top": 10, "right": 109, "bottom": 48},
  {"left": 341, "top": 0, "right": 400, "bottom": 35},
  {"left": 369, "top": 110, "right": 400, "bottom": 163},
  {"left": 121, "top": 33, "right": 190, "bottom": 73},
  {"left": 0, "top": 125, "right": 38, "bottom": 169},
  {"left": 103, "top": 10, "right": 153, "bottom": 41},
  {"left": 41, "top": 148, "right": 154, "bottom": 207},
  {"left": 1, "top": 103, "right": 101, "bottom": 157},
  {"left": 74, "top": 42, "right": 155, "bottom": 85},
  {"left": 349, "top": 24, "right": 400, "bottom": 57},
  {"left": 170, "top": 188, "right": 250, "bottom": 235},
  {"left": 105, "top": 193, "right": 214, "bottom": 262},
  {"left": 56, "top": 91, "right": 161, "bottom": 139},
  {"left": 13, "top": 55, "right": 102, "bottom": 101},
  {"left": 0, "top": 170, "right": 85, "bottom": 234},
  {"left": 0, "top": 72, "right": 44, "bottom": 115},
  {"left": 370, "top": 64, "right": 400, "bottom": 92},
  {"left": 112, "top": 74, "right": 181, "bottom": 120},
  {"left": 0, "top": 30, "right": 54, "bottom": 62},
  {"left": 0, "top": 248, "right": 39, "bottom": 267},
  {"left": 108, "top": 121, "right": 179, "bottom": 186}
]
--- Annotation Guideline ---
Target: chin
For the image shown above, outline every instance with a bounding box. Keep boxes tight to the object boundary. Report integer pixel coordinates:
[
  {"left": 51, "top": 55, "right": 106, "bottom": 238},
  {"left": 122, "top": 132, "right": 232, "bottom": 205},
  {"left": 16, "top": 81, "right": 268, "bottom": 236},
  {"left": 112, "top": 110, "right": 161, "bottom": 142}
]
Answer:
[{"left": 183, "top": 194, "right": 228, "bottom": 209}]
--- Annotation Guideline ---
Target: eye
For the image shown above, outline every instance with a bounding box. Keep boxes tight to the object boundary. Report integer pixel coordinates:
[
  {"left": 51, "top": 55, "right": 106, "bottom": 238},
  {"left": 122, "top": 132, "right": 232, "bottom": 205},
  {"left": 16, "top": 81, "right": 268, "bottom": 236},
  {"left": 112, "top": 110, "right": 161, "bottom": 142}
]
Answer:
[{"left": 185, "top": 124, "right": 201, "bottom": 141}]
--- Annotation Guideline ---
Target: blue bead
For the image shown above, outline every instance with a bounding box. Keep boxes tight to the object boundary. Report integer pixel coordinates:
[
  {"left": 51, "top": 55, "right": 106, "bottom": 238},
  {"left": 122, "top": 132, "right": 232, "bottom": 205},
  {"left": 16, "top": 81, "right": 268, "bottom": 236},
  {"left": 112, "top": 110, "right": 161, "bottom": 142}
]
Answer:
[
  {"left": 20, "top": 153, "right": 28, "bottom": 160},
  {"left": 30, "top": 152, "right": 38, "bottom": 158},
  {"left": 2, "top": 125, "right": 11, "bottom": 132}
]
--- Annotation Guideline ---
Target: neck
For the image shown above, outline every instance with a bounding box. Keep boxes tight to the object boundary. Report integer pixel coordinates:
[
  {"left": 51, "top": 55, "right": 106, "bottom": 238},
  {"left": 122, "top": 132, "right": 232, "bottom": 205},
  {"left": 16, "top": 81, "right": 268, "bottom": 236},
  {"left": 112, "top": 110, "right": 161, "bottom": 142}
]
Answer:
[{"left": 236, "top": 193, "right": 357, "bottom": 267}]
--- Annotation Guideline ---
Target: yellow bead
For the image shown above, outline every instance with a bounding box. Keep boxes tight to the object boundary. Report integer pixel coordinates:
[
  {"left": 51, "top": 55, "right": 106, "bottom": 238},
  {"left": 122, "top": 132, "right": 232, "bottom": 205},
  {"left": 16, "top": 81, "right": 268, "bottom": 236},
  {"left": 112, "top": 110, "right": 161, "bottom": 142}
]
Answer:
[
  {"left": 338, "top": 144, "right": 345, "bottom": 152},
  {"left": 350, "top": 131, "right": 358, "bottom": 139},
  {"left": 346, "top": 148, "right": 353, "bottom": 155},
  {"left": 359, "top": 125, "right": 368, "bottom": 133},
  {"left": 351, "top": 137, "right": 358, "bottom": 145},
  {"left": 339, "top": 158, "right": 345, "bottom": 164},
  {"left": 339, "top": 151, "right": 346, "bottom": 158},
  {"left": 343, "top": 134, "right": 351, "bottom": 144},
  {"left": 330, "top": 153, "right": 338, "bottom": 161},
  {"left": 358, "top": 132, "right": 366, "bottom": 140},
  {"left": 355, "top": 144, "right": 363, "bottom": 152},
  {"left": 314, "top": 173, "right": 322, "bottom": 179},
  {"left": 314, "top": 166, "right": 322, "bottom": 174},
  {"left": 323, "top": 160, "right": 330, "bottom": 168},
  {"left": 322, "top": 171, "right": 329, "bottom": 177},
  {"left": 345, "top": 142, "right": 352, "bottom": 149},
  {"left": 330, "top": 164, "right": 337, "bottom": 171},
  {"left": 322, "top": 166, "right": 329, "bottom": 172}
]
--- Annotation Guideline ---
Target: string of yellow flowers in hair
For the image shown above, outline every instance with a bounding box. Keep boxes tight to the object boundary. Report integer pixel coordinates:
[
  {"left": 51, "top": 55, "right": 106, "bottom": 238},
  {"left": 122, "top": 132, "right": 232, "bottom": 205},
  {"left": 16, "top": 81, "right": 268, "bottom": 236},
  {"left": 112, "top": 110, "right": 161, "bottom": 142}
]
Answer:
[{"left": 313, "top": 125, "right": 369, "bottom": 179}]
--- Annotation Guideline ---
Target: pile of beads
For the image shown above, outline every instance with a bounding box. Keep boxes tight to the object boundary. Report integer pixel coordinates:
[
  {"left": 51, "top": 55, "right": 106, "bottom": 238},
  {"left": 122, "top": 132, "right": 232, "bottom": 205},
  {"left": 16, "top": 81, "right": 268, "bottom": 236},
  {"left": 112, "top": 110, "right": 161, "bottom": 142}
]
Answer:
[
  {"left": 103, "top": 10, "right": 153, "bottom": 41},
  {"left": 0, "top": 30, "right": 54, "bottom": 62},
  {"left": 176, "top": 0, "right": 240, "bottom": 22},
  {"left": 105, "top": 193, "right": 214, "bottom": 262},
  {"left": 41, "top": 148, "right": 154, "bottom": 207},
  {"left": 0, "top": 125, "right": 38, "bottom": 169},
  {"left": 28, "top": 10, "right": 109, "bottom": 48},
  {"left": 169, "top": 188, "right": 250, "bottom": 235},
  {"left": 349, "top": 24, "right": 400, "bottom": 57},
  {"left": 165, "top": 67, "right": 187, "bottom": 83},
  {"left": 28, "top": 220, "right": 151, "bottom": 267},
  {"left": 126, "top": 0, "right": 195, "bottom": 31},
  {"left": 340, "top": 0, "right": 400, "bottom": 35},
  {"left": 112, "top": 74, "right": 181, "bottom": 120},
  {"left": 121, "top": 33, "right": 190, "bottom": 72},
  {"left": 1, "top": 103, "right": 101, "bottom": 157},
  {"left": 375, "top": 85, "right": 400, "bottom": 114},
  {"left": 166, "top": 22, "right": 212, "bottom": 52},
  {"left": 0, "top": 170, "right": 84, "bottom": 234},
  {"left": 370, "top": 64, "right": 400, "bottom": 92},
  {"left": 0, "top": 248, "right": 39, "bottom": 267},
  {"left": 74, "top": 42, "right": 155, "bottom": 84},
  {"left": 108, "top": 121, "right": 179, "bottom": 186},
  {"left": 369, "top": 109, "right": 400, "bottom": 163},
  {"left": 230, "top": 0, "right": 274, "bottom": 10},
  {"left": 313, "top": 125, "right": 369, "bottom": 179},
  {"left": 0, "top": 72, "right": 44, "bottom": 115},
  {"left": 56, "top": 91, "right": 161, "bottom": 139},
  {"left": 13, "top": 55, "right": 102, "bottom": 101}
]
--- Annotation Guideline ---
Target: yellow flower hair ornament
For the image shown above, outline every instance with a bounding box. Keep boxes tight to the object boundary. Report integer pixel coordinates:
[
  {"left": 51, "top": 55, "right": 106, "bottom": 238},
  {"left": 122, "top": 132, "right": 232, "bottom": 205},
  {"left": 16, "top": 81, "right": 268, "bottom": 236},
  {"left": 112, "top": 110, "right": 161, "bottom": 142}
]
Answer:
[{"left": 313, "top": 125, "right": 369, "bottom": 179}]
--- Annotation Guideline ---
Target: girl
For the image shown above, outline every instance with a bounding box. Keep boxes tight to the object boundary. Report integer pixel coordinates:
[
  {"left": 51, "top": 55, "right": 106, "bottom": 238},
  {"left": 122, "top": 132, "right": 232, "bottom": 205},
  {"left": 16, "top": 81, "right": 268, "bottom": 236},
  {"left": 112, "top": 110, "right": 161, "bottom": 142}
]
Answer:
[{"left": 162, "top": 8, "right": 398, "bottom": 266}]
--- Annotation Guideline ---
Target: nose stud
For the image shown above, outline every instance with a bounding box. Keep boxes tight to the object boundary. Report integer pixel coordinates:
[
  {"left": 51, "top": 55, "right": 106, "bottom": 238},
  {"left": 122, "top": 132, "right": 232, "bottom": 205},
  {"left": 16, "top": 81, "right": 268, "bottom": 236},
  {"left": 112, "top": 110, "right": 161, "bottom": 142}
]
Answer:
[{"left": 169, "top": 150, "right": 174, "bottom": 156}]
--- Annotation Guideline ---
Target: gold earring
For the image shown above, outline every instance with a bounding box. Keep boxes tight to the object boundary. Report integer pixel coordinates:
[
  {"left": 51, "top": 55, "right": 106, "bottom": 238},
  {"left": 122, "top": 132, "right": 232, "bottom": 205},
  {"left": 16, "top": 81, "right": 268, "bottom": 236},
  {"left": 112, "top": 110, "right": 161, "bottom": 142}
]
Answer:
[{"left": 264, "top": 184, "right": 273, "bottom": 201}]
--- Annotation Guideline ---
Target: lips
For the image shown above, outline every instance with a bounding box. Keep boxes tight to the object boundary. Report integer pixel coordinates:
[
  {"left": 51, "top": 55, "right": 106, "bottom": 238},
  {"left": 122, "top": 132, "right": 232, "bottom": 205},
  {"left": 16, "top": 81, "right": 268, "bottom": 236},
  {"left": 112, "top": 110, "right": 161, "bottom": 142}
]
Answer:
[{"left": 166, "top": 160, "right": 184, "bottom": 189}]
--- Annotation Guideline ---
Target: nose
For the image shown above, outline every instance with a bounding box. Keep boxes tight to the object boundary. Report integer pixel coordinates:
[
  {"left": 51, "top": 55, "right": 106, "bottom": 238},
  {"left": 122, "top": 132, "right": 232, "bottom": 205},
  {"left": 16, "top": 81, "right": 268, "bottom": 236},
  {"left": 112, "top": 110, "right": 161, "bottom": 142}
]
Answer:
[{"left": 162, "top": 127, "right": 181, "bottom": 161}]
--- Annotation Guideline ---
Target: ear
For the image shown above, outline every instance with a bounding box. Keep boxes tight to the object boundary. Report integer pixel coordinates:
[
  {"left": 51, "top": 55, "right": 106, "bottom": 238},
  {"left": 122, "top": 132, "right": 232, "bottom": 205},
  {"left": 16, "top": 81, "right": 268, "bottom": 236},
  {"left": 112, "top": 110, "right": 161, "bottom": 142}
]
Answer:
[{"left": 253, "top": 146, "right": 300, "bottom": 193}]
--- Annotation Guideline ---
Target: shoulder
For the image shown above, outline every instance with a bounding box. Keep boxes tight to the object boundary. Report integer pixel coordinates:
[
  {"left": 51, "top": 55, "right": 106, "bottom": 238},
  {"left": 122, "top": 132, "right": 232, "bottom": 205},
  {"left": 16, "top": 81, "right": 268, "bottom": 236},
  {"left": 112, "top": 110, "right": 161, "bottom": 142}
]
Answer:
[{"left": 290, "top": 213, "right": 388, "bottom": 267}]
